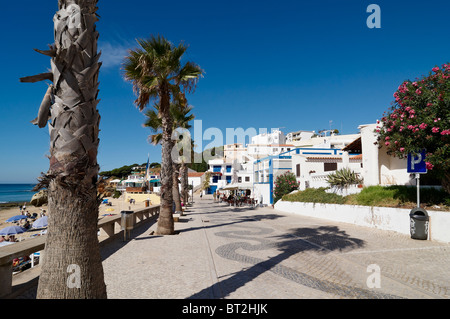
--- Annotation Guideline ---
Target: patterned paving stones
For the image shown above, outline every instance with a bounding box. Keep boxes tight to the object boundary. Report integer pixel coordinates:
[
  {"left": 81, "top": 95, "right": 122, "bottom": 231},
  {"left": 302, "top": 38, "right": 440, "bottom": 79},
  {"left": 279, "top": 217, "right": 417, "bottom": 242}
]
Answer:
[
  {"left": 102, "top": 195, "right": 450, "bottom": 299},
  {"left": 14, "top": 194, "right": 450, "bottom": 299}
]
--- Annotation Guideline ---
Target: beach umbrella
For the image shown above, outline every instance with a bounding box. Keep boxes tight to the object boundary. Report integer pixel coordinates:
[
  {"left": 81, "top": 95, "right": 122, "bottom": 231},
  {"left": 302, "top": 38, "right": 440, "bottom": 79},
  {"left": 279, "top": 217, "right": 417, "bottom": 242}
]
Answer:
[
  {"left": 32, "top": 216, "right": 48, "bottom": 229},
  {"left": 6, "top": 215, "right": 28, "bottom": 223},
  {"left": 0, "top": 225, "right": 27, "bottom": 236}
]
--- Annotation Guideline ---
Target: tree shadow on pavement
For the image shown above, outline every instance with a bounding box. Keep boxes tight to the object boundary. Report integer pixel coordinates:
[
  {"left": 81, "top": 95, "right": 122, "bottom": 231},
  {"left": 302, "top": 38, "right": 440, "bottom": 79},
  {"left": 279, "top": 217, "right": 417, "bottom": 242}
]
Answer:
[
  {"left": 179, "top": 213, "right": 285, "bottom": 234},
  {"left": 188, "top": 225, "right": 402, "bottom": 299}
]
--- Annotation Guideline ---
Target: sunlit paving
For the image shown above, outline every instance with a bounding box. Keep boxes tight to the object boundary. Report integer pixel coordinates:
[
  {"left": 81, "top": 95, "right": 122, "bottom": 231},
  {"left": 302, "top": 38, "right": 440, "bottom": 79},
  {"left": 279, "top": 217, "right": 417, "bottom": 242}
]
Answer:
[{"left": 0, "top": 0, "right": 449, "bottom": 313}]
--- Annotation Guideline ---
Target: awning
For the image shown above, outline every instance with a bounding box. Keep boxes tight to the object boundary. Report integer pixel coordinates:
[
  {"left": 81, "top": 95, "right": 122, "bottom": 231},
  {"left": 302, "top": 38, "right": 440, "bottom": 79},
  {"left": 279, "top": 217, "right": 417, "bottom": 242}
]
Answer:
[{"left": 221, "top": 183, "right": 253, "bottom": 190}]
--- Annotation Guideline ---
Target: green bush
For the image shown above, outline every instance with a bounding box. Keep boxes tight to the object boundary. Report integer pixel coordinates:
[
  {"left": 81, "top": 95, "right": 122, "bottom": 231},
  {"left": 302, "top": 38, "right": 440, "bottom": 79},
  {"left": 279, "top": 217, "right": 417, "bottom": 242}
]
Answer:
[
  {"left": 282, "top": 188, "right": 346, "bottom": 204},
  {"left": 354, "top": 186, "right": 400, "bottom": 206},
  {"left": 281, "top": 185, "right": 450, "bottom": 209},
  {"left": 327, "top": 168, "right": 362, "bottom": 188},
  {"left": 273, "top": 172, "right": 299, "bottom": 203}
]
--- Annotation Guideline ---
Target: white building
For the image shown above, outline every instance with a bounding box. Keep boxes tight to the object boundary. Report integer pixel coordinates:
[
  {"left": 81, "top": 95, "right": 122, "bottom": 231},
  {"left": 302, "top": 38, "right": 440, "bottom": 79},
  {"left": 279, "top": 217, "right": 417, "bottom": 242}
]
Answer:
[
  {"left": 204, "top": 124, "right": 414, "bottom": 205},
  {"left": 286, "top": 130, "right": 315, "bottom": 143},
  {"left": 188, "top": 170, "right": 204, "bottom": 191},
  {"left": 252, "top": 147, "right": 362, "bottom": 205},
  {"left": 251, "top": 128, "right": 286, "bottom": 145},
  {"left": 355, "top": 123, "right": 413, "bottom": 186},
  {"left": 224, "top": 143, "right": 247, "bottom": 163}
]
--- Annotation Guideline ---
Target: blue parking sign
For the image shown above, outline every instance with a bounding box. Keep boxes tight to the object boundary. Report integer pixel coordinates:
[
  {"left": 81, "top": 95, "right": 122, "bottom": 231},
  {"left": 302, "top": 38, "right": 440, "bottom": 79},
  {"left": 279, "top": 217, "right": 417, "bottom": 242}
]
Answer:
[{"left": 407, "top": 150, "right": 427, "bottom": 174}]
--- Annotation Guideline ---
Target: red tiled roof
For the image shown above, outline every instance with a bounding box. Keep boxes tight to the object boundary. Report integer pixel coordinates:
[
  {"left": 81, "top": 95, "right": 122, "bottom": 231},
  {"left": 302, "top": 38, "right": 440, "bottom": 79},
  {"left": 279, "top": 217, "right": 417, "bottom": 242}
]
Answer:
[{"left": 188, "top": 172, "right": 204, "bottom": 177}]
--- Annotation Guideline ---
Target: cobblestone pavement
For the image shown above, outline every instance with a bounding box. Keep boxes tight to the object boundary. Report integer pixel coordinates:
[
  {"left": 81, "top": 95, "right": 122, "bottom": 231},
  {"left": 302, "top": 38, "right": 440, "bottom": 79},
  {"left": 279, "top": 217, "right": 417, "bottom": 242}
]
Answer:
[{"left": 102, "top": 195, "right": 450, "bottom": 299}]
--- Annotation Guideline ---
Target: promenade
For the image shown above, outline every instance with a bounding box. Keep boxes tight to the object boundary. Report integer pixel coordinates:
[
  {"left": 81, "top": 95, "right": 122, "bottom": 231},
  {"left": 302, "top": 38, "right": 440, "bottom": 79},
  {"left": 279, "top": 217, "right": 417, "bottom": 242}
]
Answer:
[{"left": 102, "top": 195, "right": 450, "bottom": 299}]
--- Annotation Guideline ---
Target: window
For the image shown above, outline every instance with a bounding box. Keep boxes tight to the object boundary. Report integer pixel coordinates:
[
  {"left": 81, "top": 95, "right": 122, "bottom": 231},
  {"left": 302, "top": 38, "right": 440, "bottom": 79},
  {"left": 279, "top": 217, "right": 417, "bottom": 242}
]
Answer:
[
  {"left": 226, "top": 165, "right": 232, "bottom": 173},
  {"left": 296, "top": 164, "right": 301, "bottom": 177},
  {"left": 324, "top": 162, "right": 338, "bottom": 172},
  {"left": 226, "top": 176, "right": 232, "bottom": 183},
  {"left": 245, "top": 176, "right": 250, "bottom": 182},
  {"left": 212, "top": 176, "right": 219, "bottom": 183},
  {"left": 213, "top": 166, "right": 221, "bottom": 172},
  {"left": 238, "top": 177, "right": 242, "bottom": 183}
]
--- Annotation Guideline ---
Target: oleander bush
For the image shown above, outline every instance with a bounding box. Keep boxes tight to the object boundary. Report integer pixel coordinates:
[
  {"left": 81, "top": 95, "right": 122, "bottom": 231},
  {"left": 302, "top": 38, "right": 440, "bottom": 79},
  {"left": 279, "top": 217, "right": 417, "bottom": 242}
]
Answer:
[
  {"left": 376, "top": 62, "right": 450, "bottom": 193},
  {"left": 273, "top": 171, "right": 299, "bottom": 203}
]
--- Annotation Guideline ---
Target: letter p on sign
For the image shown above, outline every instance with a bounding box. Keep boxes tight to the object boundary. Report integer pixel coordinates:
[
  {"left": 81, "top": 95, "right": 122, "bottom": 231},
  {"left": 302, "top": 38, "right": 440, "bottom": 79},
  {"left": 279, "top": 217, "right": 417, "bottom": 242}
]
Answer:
[{"left": 407, "top": 150, "right": 427, "bottom": 174}]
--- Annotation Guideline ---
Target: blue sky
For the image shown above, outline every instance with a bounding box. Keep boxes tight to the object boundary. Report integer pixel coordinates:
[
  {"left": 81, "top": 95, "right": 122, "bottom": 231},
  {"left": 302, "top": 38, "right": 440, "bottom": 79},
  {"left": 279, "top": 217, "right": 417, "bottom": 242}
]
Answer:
[{"left": 0, "top": 0, "right": 449, "bottom": 183}]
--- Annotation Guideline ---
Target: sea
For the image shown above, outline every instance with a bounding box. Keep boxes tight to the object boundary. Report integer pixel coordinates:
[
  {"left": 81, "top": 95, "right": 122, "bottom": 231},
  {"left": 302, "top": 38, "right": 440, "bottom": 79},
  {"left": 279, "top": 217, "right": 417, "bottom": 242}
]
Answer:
[{"left": 0, "top": 184, "right": 37, "bottom": 204}]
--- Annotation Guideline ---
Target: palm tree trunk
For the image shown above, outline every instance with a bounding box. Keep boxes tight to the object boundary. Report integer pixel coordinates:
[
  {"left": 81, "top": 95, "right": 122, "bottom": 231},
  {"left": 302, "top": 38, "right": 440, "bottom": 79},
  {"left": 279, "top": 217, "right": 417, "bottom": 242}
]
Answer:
[
  {"left": 180, "top": 163, "right": 188, "bottom": 205},
  {"left": 156, "top": 85, "right": 175, "bottom": 235},
  {"left": 23, "top": 0, "right": 107, "bottom": 298},
  {"left": 173, "top": 163, "right": 183, "bottom": 213}
]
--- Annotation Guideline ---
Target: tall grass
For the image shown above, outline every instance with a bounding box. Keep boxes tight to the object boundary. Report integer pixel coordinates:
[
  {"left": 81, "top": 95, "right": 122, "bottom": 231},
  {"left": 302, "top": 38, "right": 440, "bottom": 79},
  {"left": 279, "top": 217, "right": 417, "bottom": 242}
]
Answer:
[
  {"left": 281, "top": 186, "right": 450, "bottom": 209},
  {"left": 283, "top": 188, "right": 346, "bottom": 204}
]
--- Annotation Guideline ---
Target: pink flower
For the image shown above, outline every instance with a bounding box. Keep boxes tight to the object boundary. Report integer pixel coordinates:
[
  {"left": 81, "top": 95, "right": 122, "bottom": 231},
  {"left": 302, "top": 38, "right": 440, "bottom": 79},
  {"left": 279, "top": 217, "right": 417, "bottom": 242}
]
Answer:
[
  {"left": 400, "top": 147, "right": 405, "bottom": 152},
  {"left": 415, "top": 89, "right": 422, "bottom": 95},
  {"left": 385, "top": 142, "right": 390, "bottom": 146},
  {"left": 432, "top": 67, "right": 440, "bottom": 73},
  {"left": 385, "top": 136, "right": 390, "bottom": 140},
  {"left": 441, "top": 130, "right": 450, "bottom": 136},
  {"left": 419, "top": 123, "right": 427, "bottom": 130},
  {"left": 425, "top": 162, "right": 434, "bottom": 170},
  {"left": 432, "top": 127, "right": 440, "bottom": 133}
]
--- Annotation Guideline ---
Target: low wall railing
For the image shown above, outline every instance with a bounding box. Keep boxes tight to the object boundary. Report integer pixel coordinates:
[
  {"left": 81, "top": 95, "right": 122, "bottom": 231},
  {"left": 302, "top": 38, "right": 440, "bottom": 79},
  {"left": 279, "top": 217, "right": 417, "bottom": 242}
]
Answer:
[{"left": 0, "top": 205, "right": 160, "bottom": 299}]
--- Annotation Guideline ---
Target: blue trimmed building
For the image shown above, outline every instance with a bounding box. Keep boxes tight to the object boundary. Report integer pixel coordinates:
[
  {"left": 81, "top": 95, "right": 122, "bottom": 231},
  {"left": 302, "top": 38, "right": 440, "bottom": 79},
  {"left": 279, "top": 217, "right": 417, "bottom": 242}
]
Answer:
[{"left": 253, "top": 148, "right": 346, "bottom": 205}]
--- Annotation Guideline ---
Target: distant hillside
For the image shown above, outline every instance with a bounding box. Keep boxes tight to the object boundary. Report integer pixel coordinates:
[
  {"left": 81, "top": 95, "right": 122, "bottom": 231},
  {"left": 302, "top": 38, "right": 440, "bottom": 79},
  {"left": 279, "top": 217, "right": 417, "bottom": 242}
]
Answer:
[
  {"left": 100, "top": 145, "right": 223, "bottom": 177},
  {"left": 188, "top": 146, "right": 224, "bottom": 172},
  {"left": 99, "top": 162, "right": 161, "bottom": 179}
]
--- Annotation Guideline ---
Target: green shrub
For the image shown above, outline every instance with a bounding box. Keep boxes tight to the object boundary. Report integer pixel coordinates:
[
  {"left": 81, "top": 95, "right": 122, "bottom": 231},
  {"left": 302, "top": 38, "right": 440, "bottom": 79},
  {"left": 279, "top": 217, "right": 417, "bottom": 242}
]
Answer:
[
  {"left": 283, "top": 188, "right": 346, "bottom": 204},
  {"left": 273, "top": 172, "right": 299, "bottom": 203},
  {"left": 326, "top": 168, "right": 362, "bottom": 188},
  {"left": 354, "top": 186, "right": 400, "bottom": 206},
  {"left": 281, "top": 185, "right": 450, "bottom": 209}
]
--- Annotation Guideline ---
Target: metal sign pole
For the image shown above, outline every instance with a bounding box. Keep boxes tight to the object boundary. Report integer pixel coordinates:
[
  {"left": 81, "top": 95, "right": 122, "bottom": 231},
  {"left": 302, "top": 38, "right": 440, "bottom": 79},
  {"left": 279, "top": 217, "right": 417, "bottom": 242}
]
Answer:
[{"left": 416, "top": 173, "right": 420, "bottom": 208}]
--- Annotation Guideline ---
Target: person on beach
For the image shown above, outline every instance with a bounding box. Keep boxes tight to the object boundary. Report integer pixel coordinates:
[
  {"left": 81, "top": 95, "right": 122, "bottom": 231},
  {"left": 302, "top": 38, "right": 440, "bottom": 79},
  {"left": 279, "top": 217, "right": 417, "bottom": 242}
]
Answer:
[{"left": 213, "top": 191, "right": 217, "bottom": 202}]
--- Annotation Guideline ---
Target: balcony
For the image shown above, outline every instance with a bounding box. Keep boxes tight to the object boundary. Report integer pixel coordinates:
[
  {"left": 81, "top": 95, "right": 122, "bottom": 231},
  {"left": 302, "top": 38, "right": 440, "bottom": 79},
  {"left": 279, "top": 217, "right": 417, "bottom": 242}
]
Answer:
[{"left": 125, "top": 187, "right": 147, "bottom": 193}]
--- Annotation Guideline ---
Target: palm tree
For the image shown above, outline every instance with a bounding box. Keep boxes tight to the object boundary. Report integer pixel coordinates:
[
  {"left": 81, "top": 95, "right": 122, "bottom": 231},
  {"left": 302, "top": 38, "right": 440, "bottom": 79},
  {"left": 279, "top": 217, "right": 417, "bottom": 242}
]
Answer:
[
  {"left": 20, "top": 0, "right": 106, "bottom": 298},
  {"left": 143, "top": 98, "right": 194, "bottom": 214},
  {"left": 123, "top": 35, "right": 203, "bottom": 235}
]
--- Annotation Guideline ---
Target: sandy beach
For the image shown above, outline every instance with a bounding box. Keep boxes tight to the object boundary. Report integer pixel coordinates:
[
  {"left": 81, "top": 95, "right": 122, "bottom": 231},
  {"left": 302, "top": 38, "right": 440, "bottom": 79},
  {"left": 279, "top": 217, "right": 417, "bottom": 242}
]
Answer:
[{"left": 0, "top": 196, "right": 148, "bottom": 242}]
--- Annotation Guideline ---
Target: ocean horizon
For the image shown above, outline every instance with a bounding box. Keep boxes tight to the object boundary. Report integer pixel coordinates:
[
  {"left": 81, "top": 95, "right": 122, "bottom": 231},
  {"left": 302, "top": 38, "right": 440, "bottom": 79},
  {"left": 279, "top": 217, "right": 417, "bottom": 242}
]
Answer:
[{"left": 0, "top": 183, "right": 37, "bottom": 204}]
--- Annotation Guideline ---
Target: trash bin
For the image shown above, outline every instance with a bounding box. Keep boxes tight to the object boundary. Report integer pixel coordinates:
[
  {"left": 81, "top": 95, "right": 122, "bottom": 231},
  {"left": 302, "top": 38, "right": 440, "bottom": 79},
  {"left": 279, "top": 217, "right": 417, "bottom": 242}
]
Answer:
[
  {"left": 409, "top": 208, "right": 429, "bottom": 240},
  {"left": 144, "top": 200, "right": 150, "bottom": 207},
  {"left": 121, "top": 211, "right": 134, "bottom": 241},
  {"left": 121, "top": 211, "right": 134, "bottom": 230}
]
